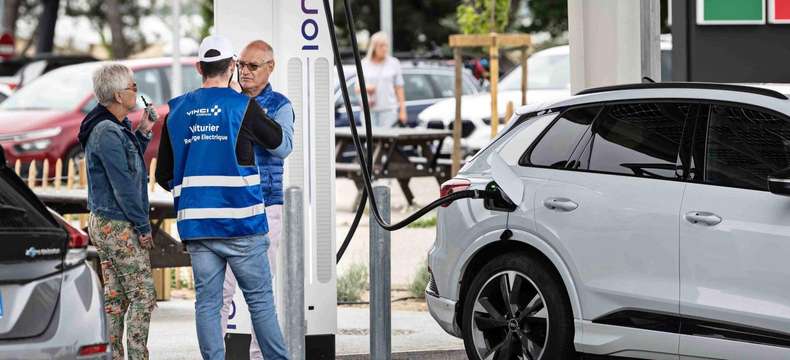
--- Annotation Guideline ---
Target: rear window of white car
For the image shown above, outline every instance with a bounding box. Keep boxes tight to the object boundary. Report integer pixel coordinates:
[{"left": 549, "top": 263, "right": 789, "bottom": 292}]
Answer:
[
  {"left": 524, "top": 106, "right": 601, "bottom": 168},
  {"left": 460, "top": 112, "right": 557, "bottom": 172},
  {"left": 497, "top": 113, "right": 558, "bottom": 165}
]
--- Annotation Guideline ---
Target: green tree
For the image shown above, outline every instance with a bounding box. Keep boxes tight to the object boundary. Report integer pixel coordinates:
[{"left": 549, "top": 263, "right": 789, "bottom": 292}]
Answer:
[
  {"left": 518, "top": 0, "right": 567, "bottom": 39},
  {"left": 456, "top": 0, "right": 511, "bottom": 34},
  {"left": 65, "top": 0, "right": 157, "bottom": 58},
  {"left": 332, "top": 0, "right": 458, "bottom": 54},
  {"left": 4, "top": 0, "right": 55, "bottom": 54},
  {"left": 517, "top": 0, "right": 670, "bottom": 40},
  {"left": 198, "top": 0, "right": 213, "bottom": 39}
]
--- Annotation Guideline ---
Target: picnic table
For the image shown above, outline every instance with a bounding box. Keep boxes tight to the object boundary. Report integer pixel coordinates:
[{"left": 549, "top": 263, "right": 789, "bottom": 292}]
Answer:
[
  {"left": 35, "top": 188, "right": 190, "bottom": 268},
  {"left": 335, "top": 127, "right": 455, "bottom": 206}
]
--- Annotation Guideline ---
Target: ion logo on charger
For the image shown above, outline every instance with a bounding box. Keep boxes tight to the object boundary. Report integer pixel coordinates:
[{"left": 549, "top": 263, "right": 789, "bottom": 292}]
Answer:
[{"left": 301, "top": 0, "right": 319, "bottom": 51}]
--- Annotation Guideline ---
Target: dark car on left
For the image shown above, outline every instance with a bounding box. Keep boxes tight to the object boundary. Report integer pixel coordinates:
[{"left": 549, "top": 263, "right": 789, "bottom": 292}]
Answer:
[{"left": 0, "top": 148, "right": 109, "bottom": 359}]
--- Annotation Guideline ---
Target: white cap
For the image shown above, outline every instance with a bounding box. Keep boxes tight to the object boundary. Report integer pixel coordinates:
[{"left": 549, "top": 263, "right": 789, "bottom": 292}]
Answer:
[{"left": 198, "top": 35, "right": 235, "bottom": 62}]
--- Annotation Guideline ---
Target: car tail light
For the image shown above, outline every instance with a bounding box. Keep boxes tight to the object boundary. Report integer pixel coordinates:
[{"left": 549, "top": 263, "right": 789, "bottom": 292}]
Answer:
[
  {"left": 49, "top": 209, "right": 89, "bottom": 268},
  {"left": 49, "top": 208, "right": 89, "bottom": 249},
  {"left": 439, "top": 178, "right": 471, "bottom": 207},
  {"left": 66, "top": 221, "right": 89, "bottom": 248},
  {"left": 49, "top": 209, "right": 91, "bottom": 266},
  {"left": 78, "top": 343, "right": 108, "bottom": 356},
  {"left": 64, "top": 221, "right": 89, "bottom": 267}
]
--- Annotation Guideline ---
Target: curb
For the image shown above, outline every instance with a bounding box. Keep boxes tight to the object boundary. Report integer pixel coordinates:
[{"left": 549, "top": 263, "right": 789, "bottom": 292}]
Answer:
[{"left": 337, "top": 349, "right": 466, "bottom": 360}]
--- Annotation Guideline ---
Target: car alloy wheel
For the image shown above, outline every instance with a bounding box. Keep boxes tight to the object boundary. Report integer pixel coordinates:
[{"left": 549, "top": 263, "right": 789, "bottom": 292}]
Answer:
[
  {"left": 470, "top": 270, "right": 548, "bottom": 360},
  {"left": 461, "top": 253, "right": 574, "bottom": 360}
]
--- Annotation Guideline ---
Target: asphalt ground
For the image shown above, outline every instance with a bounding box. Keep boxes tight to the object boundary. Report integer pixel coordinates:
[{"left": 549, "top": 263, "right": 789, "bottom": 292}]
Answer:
[
  {"left": 146, "top": 177, "right": 463, "bottom": 358},
  {"left": 147, "top": 299, "right": 464, "bottom": 359}
]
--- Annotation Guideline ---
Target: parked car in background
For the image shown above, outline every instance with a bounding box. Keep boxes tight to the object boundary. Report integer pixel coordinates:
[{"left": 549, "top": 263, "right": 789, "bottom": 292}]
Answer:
[
  {"left": 428, "top": 82, "right": 790, "bottom": 359},
  {"left": 334, "top": 62, "right": 482, "bottom": 127},
  {"left": 419, "top": 40, "right": 672, "bottom": 157},
  {"left": 0, "top": 148, "right": 109, "bottom": 359},
  {"left": 0, "top": 83, "right": 13, "bottom": 104},
  {"left": 0, "top": 57, "right": 202, "bottom": 177},
  {"left": 0, "top": 54, "right": 98, "bottom": 90},
  {"left": 0, "top": 56, "right": 35, "bottom": 88}
]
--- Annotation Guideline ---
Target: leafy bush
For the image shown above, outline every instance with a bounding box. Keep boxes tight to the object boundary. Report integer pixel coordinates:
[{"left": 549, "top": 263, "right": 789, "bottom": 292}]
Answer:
[
  {"left": 409, "top": 262, "right": 431, "bottom": 299},
  {"left": 337, "top": 263, "right": 369, "bottom": 302}
]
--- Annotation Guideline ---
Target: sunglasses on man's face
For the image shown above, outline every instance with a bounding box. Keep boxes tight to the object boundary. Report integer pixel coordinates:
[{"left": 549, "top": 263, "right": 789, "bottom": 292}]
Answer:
[{"left": 237, "top": 60, "right": 273, "bottom": 72}]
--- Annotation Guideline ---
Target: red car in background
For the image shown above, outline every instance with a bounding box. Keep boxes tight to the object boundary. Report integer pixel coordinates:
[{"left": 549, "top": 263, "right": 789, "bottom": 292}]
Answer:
[{"left": 0, "top": 57, "right": 202, "bottom": 176}]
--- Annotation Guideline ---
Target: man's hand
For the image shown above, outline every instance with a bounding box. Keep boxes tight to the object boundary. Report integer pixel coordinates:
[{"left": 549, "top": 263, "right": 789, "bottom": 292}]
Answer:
[
  {"left": 137, "top": 108, "right": 156, "bottom": 134},
  {"left": 139, "top": 232, "right": 154, "bottom": 250}
]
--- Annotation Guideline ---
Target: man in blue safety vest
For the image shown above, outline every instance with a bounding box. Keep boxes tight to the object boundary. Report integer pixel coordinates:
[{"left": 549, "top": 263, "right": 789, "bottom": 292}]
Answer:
[
  {"left": 219, "top": 39, "right": 295, "bottom": 360},
  {"left": 155, "top": 35, "right": 289, "bottom": 360}
]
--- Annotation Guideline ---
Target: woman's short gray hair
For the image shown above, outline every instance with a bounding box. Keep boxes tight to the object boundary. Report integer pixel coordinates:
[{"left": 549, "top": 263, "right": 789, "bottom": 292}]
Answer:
[{"left": 92, "top": 63, "right": 133, "bottom": 106}]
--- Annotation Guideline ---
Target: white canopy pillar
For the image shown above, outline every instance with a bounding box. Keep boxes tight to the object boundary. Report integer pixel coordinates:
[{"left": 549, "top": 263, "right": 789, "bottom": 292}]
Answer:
[{"left": 568, "top": 0, "right": 661, "bottom": 93}]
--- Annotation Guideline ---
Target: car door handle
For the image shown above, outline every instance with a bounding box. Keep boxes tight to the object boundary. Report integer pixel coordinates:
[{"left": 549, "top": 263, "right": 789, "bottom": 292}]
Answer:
[
  {"left": 543, "top": 198, "right": 578, "bottom": 212},
  {"left": 685, "top": 211, "right": 722, "bottom": 226}
]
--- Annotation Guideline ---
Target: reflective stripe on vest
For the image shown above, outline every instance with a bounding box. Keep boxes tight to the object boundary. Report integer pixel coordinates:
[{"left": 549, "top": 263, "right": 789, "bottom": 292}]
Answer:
[
  {"left": 177, "top": 203, "right": 265, "bottom": 221},
  {"left": 173, "top": 174, "right": 261, "bottom": 198},
  {"left": 167, "top": 88, "right": 269, "bottom": 240}
]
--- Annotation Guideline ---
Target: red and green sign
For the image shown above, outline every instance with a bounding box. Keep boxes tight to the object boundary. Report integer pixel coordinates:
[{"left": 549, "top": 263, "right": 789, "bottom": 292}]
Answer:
[
  {"left": 769, "top": 0, "right": 790, "bottom": 23},
  {"left": 697, "top": 0, "right": 765, "bottom": 25}
]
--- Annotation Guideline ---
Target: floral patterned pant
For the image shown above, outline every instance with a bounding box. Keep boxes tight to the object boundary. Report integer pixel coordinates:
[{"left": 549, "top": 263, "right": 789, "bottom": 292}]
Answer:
[{"left": 88, "top": 214, "right": 157, "bottom": 360}]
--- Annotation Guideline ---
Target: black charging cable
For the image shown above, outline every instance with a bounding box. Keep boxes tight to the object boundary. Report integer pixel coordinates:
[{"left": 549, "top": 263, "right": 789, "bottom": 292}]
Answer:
[
  {"left": 323, "top": 0, "right": 490, "bottom": 261},
  {"left": 328, "top": 0, "right": 374, "bottom": 263}
]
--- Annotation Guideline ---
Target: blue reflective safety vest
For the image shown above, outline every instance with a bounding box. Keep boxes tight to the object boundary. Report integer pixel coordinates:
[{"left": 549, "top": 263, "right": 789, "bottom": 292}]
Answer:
[
  {"left": 253, "top": 83, "right": 293, "bottom": 206},
  {"left": 167, "top": 87, "right": 269, "bottom": 241}
]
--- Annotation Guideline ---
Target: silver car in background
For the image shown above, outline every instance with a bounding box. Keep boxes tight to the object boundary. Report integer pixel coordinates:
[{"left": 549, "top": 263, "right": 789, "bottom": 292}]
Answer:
[{"left": 0, "top": 149, "right": 109, "bottom": 360}]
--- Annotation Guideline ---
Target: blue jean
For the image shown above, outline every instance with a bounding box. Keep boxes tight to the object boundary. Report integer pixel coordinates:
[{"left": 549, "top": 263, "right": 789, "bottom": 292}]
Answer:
[{"left": 186, "top": 235, "right": 288, "bottom": 360}]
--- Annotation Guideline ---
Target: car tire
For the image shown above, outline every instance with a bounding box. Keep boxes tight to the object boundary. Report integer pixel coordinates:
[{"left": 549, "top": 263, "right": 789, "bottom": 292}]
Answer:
[{"left": 461, "top": 252, "right": 575, "bottom": 360}]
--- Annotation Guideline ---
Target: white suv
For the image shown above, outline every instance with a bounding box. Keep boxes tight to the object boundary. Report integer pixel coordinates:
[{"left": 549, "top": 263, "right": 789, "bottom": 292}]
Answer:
[{"left": 427, "top": 82, "right": 790, "bottom": 359}]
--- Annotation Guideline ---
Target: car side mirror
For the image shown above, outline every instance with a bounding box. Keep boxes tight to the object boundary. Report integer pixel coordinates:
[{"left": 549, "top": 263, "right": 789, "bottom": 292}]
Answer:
[{"left": 768, "top": 167, "right": 790, "bottom": 196}]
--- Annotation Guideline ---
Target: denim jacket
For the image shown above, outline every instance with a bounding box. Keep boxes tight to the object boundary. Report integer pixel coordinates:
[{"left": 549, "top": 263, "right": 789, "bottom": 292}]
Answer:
[{"left": 83, "top": 112, "right": 151, "bottom": 235}]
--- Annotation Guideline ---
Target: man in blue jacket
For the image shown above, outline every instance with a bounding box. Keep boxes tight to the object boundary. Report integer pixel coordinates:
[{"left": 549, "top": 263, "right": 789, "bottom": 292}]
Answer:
[
  {"left": 155, "top": 35, "right": 289, "bottom": 360},
  {"left": 219, "top": 39, "right": 294, "bottom": 360}
]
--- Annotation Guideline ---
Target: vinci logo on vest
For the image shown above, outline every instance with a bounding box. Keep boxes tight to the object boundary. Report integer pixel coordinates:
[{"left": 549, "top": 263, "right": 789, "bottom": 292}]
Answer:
[{"left": 186, "top": 105, "right": 223, "bottom": 117}]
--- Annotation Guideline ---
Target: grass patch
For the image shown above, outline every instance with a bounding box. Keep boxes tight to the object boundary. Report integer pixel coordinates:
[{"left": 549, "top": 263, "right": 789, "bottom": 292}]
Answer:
[
  {"left": 337, "top": 263, "right": 369, "bottom": 302},
  {"left": 409, "top": 261, "right": 430, "bottom": 299},
  {"left": 407, "top": 215, "right": 437, "bottom": 229}
]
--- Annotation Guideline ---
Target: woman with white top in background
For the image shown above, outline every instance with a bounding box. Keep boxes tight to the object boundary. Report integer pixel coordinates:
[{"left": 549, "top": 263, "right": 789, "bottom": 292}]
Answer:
[{"left": 359, "top": 31, "right": 406, "bottom": 128}]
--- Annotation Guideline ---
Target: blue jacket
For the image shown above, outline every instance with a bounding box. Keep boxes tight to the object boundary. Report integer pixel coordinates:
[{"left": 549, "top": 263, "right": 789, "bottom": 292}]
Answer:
[
  {"left": 79, "top": 105, "right": 151, "bottom": 235},
  {"left": 253, "top": 83, "right": 294, "bottom": 205},
  {"left": 167, "top": 88, "right": 269, "bottom": 240}
]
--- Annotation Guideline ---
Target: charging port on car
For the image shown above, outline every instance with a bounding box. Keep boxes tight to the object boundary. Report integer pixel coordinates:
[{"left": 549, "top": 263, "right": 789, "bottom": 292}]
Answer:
[{"left": 483, "top": 182, "right": 517, "bottom": 212}]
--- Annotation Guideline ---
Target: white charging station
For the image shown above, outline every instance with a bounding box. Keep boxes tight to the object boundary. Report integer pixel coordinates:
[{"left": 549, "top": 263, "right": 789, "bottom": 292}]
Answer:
[{"left": 214, "top": 0, "right": 337, "bottom": 358}]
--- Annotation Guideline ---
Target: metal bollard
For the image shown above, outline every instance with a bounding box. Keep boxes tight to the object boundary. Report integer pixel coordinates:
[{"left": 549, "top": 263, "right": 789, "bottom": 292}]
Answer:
[
  {"left": 370, "top": 184, "right": 391, "bottom": 359},
  {"left": 282, "top": 187, "right": 305, "bottom": 360}
]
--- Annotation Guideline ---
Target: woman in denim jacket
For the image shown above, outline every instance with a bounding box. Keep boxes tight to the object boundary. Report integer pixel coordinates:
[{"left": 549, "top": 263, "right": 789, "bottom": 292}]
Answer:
[{"left": 77, "top": 63, "right": 157, "bottom": 360}]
